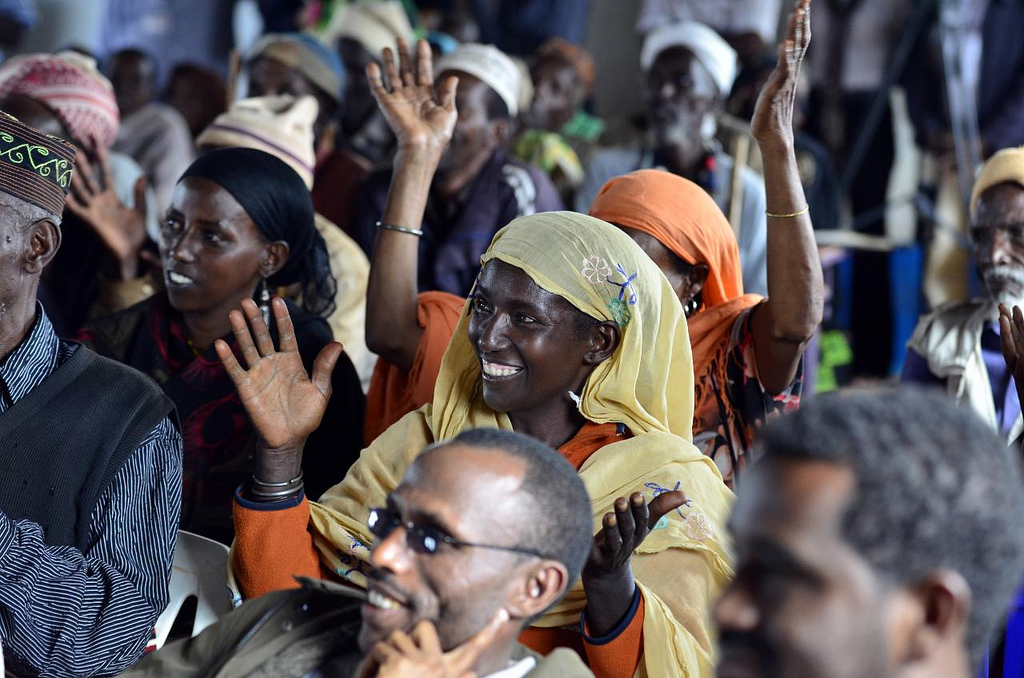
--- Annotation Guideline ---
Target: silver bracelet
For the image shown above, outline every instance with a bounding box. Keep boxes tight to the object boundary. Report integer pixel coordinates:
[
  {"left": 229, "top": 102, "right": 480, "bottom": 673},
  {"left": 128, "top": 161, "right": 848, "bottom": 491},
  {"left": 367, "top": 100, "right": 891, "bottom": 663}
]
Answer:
[
  {"left": 250, "top": 472, "right": 304, "bottom": 501},
  {"left": 376, "top": 221, "right": 424, "bottom": 237}
]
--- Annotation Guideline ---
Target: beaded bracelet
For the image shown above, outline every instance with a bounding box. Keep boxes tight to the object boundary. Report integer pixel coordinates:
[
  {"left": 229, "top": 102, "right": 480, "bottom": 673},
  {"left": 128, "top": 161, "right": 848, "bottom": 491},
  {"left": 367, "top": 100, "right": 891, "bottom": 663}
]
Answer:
[{"left": 376, "top": 221, "right": 424, "bottom": 237}]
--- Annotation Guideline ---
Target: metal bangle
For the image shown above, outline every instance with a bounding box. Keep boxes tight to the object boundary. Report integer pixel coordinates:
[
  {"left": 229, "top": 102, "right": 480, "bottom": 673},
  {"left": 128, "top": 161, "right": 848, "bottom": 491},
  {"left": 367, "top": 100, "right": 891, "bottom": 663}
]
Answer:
[
  {"left": 249, "top": 483, "right": 304, "bottom": 501},
  {"left": 252, "top": 472, "right": 303, "bottom": 488},
  {"left": 375, "top": 221, "right": 424, "bottom": 237},
  {"left": 765, "top": 204, "right": 810, "bottom": 219}
]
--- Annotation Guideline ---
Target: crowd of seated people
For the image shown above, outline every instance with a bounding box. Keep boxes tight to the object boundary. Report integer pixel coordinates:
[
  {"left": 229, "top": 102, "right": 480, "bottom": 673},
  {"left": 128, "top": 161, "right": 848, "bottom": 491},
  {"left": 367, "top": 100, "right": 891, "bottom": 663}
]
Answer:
[{"left": 0, "top": 0, "right": 1021, "bottom": 676}]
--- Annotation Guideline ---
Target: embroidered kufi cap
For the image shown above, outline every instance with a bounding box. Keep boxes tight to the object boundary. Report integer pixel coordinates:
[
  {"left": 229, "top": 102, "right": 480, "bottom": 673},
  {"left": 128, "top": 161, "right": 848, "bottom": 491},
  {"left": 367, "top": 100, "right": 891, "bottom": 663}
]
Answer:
[{"left": 0, "top": 112, "right": 75, "bottom": 217}]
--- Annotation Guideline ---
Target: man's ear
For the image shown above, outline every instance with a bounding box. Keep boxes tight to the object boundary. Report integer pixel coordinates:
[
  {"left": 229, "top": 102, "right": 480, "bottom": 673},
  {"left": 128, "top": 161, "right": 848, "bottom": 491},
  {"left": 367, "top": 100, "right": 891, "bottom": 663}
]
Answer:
[
  {"left": 24, "top": 219, "right": 61, "bottom": 274},
  {"left": 504, "top": 561, "right": 569, "bottom": 621},
  {"left": 584, "top": 321, "right": 621, "bottom": 366},
  {"left": 259, "top": 241, "right": 290, "bottom": 280},
  {"left": 900, "top": 570, "right": 972, "bottom": 668},
  {"left": 490, "top": 118, "right": 515, "bottom": 147}
]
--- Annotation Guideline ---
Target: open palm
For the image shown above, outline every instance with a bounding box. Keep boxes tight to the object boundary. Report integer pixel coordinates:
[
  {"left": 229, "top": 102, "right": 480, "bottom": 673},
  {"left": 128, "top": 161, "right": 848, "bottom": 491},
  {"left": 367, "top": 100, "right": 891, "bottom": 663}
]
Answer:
[
  {"left": 750, "top": 0, "right": 811, "bottom": 149},
  {"left": 368, "top": 38, "right": 458, "bottom": 152},
  {"left": 216, "top": 297, "right": 342, "bottom": 452}
]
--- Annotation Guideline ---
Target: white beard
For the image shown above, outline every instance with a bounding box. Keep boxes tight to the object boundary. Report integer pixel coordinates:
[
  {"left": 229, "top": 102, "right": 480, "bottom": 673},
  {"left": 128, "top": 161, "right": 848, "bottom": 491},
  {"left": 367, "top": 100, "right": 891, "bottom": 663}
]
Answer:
[{"left": 983, "top": 265, "right": 1024, "bottom": 307}]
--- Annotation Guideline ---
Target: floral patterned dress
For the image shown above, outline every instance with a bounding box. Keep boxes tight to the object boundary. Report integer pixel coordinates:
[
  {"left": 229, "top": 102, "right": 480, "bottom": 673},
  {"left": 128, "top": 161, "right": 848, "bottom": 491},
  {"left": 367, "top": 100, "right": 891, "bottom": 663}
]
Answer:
[{"left": 692, "top": 307, "right": 803, "bottom": 487}]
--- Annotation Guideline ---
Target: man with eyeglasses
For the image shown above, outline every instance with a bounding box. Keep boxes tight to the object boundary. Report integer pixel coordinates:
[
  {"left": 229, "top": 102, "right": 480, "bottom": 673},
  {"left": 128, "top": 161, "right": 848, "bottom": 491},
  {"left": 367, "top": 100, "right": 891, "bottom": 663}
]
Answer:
[
  {"left": 124, "top": 428, "right": 597, "bottom": 677},
  {"left": 903, "top": 145, "right": 1024, "bottom": 443}
]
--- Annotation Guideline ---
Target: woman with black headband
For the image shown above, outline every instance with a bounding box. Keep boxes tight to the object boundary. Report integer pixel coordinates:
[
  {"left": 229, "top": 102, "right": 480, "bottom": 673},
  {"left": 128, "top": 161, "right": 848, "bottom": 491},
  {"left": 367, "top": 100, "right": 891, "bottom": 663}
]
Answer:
[{"left": 76, "top": 147, "right": 366, "bottom": 545}]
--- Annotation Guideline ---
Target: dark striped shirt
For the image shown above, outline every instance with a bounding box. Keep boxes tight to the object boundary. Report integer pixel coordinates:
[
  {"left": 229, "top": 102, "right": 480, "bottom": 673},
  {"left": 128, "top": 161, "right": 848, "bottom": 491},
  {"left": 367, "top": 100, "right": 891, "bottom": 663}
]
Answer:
[{"left": 0, "top": 308, "right": 182, "bottom": 677}]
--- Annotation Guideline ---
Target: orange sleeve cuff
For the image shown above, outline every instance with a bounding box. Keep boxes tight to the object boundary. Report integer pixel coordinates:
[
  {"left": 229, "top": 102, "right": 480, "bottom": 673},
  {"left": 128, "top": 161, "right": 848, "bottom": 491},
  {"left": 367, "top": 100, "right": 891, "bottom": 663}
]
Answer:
[
  {"left": 232, "top": 495, "right": 328, "bottom": 599},
  {"left": 582, "top": 591, "right": 646, "bottom": 678}
]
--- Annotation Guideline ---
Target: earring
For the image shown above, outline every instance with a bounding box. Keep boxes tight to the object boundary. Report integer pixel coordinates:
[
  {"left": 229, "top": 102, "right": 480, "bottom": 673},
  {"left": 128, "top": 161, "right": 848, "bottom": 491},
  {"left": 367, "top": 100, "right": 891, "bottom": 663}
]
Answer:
[
  {"left": 258, "top": 278, "right": 271, "bottom": 327},
  {"left": 684, "top": 297, "right": 699, "bottom": 318}
]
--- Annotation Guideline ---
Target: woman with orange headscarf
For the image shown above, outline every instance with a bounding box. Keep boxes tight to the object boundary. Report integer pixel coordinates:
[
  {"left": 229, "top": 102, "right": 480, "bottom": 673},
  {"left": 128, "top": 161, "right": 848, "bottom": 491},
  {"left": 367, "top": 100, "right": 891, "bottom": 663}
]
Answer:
[{"left": 590, "top": 3, "right": 823, "bottom": 484}]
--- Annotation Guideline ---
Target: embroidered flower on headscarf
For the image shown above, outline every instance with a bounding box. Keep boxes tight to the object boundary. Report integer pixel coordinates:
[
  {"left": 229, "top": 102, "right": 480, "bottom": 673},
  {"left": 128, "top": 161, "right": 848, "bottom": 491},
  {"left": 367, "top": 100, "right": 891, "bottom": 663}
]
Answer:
[
  {"left": 683, "top": 511, "right": 715, "bottom": 542},
  {"left": 607, "top": 298, "right": 632, "bottom": 327},
  {"left": 581, "top": 255, "right": 612, "bottom": 284}
]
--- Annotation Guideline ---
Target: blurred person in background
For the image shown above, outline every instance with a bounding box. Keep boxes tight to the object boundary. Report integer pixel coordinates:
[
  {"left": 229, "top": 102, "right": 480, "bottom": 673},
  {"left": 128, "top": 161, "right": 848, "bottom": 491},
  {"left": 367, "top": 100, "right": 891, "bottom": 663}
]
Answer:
[
  {"left": 636, "top": 0, "right": 783, "bottom": 67},
  {"left": 0, "top": 50, "right": 162, "bottom": 335},
  {"left": 108, "top": 48, "right": 195, "bottom": 214},
  {"left": 577, "top": 21, "right": 768, "bottom": 296},
  {"left": 512, "top": 37, "right": 603, "bottom": 203},
  {"left": 245, "top": 32, "right": 369, "bottom": 234},
  {"left": 312, "top": 0, "right": 415, "bottom": 168},
  {"left": 165, "top": 63, "right": 228, "bottom": 140},
  {"left": 903, "top": 146, "right": 1024, "bottom": 443}
]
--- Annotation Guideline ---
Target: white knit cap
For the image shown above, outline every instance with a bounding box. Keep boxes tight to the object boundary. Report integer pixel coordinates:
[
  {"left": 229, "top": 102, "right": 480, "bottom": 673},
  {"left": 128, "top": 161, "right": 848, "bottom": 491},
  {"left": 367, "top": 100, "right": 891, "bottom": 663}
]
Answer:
[
  {"left": 641, "top": 21, "right": 738, "bottom": 97},
  {"left": 196, "top": 94, "right": 318, "bottom": 189},
  {"left": 320, "top": 0, "right": 415, "bottom": 62},
  {"left": 436, "top": 43, "right": 521, "bottom": 117}
]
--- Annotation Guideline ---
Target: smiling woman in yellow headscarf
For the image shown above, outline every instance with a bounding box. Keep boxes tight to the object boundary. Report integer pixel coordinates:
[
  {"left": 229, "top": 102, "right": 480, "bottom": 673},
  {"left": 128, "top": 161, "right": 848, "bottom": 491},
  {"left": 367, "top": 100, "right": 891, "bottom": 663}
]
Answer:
[{"left": 225, "top": 209, "right": 733, "bottom": 678}]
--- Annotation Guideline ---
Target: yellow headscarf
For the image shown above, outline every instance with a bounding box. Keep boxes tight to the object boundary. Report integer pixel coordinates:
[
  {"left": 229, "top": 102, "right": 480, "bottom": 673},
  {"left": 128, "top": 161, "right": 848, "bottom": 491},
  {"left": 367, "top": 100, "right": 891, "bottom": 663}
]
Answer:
[{"left": 309, "top": 212, "right": 734, "bottom": 677}]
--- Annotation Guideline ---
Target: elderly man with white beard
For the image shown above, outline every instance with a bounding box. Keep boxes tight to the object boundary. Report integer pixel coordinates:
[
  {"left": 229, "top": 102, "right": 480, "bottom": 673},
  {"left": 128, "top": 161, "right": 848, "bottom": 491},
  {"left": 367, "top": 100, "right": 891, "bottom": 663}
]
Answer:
[{"left": 902, "top": 146, "right": 1024, "bottom": 442}]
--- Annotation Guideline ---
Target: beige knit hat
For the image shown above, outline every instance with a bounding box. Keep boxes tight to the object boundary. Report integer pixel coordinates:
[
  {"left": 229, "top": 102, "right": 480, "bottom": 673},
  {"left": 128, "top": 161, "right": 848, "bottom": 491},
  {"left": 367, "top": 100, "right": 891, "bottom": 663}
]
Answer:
[
  {"left": 196, "top": 94, "right": 318, "bottom": 189},
  {"left": 971, "top": 146, "right": 1024, "bottom": 218}
]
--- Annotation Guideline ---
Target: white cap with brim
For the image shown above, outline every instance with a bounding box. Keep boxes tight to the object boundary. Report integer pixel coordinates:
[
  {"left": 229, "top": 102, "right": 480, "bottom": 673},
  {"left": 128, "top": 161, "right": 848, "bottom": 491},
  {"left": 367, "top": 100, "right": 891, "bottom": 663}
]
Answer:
[
  {"left": 436, "top": 43, "right": 521, "bottom": 118},
  {"left": 641, "top": 21, "right": 738, "bottom": 98}
]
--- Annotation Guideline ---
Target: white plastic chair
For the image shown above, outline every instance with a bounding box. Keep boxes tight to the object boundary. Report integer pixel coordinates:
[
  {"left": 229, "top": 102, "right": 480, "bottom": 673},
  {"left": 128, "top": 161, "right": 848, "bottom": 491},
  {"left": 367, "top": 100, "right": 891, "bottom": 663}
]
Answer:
[{"left": 153, "top": 530, "right": 234, "bottom": 649}]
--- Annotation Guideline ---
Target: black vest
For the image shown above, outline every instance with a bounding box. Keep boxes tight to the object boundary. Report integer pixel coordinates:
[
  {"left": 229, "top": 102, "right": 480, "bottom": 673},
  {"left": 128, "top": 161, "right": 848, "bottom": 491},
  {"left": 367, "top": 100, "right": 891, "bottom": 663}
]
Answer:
[{"left": 0, "top": 344, "right": 175, "bottom": 551}]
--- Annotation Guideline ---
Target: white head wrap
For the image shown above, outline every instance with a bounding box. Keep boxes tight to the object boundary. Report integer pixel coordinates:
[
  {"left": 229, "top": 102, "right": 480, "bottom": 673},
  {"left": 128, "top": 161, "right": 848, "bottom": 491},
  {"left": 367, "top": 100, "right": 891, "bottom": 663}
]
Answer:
[
  {"left": 641, "top": 21, "right": 738, "bottom": 97},
  {"left": 436, "top": 43, "right": 521, "bottom": 117}
]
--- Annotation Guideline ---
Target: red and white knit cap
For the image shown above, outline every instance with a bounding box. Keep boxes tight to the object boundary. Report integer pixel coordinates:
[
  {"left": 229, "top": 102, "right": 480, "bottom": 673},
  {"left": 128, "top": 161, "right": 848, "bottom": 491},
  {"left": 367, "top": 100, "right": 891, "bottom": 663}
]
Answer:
[{"left": 0, "top": 51, "right": 120, "bottom": 152}]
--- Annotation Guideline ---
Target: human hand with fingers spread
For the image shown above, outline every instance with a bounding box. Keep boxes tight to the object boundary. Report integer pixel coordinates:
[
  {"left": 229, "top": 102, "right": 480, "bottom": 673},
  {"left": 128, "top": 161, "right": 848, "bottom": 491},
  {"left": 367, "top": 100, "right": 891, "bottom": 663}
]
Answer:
[
  {"left": 581, "top": 490, "right": 688, "bottom": 637},
  {"left": 368, "top": 38, "right": 458, "bottom": 157},
  {"left": 215, "top": 296, "right": 344, "bottom": 482},
  {"left": 358, "top": 611, "right": 507, "bottom": 678},
  {"left": 66, "top": 145, "right": 149, "bottom": 280}
]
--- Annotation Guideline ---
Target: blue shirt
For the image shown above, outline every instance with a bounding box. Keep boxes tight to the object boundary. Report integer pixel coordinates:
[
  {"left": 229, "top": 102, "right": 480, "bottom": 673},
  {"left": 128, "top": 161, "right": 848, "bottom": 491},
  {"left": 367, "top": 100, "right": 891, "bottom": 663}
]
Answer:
[{"left": 0, "top": 308, "right": 183, "bottom": 677}]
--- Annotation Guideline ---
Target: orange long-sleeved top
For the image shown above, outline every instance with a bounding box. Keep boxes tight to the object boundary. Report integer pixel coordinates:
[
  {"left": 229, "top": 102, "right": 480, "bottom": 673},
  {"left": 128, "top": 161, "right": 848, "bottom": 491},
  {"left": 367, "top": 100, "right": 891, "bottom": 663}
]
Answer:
[{"left": 233, "top": 421, "right": 645, "bottom": 678}]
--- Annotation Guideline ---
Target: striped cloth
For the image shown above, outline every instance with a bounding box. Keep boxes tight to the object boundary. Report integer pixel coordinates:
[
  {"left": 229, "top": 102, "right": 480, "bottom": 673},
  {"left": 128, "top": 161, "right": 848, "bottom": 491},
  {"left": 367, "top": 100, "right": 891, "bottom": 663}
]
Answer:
[{"left": 0, "top": 307, "right": 183, "bottom": 677}]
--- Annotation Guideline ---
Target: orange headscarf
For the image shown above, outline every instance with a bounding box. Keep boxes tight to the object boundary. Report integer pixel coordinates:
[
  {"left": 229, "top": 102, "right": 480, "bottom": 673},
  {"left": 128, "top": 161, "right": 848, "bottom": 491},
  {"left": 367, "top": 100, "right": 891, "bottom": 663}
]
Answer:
[{"left": 589, "top": 169, "right": 762, "bottom": 417}]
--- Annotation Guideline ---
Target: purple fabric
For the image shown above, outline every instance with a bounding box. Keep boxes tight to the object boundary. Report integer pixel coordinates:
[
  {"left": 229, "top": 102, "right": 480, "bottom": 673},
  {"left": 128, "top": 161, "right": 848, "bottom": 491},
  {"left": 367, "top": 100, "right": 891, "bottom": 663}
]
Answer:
[
  {"left": 901, "top": 322, "right": 1021, "bottom": 435},
  {"left": 353, "top": 149, "right": 564, "bottom": 297}
]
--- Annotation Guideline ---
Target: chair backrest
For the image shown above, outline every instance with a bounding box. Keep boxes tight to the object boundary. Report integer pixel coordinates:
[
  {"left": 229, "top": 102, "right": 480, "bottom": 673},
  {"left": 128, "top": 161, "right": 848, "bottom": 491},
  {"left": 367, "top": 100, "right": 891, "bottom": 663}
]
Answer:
[{"left": 153, "top": 530, "right": 234, "bottom": 650}]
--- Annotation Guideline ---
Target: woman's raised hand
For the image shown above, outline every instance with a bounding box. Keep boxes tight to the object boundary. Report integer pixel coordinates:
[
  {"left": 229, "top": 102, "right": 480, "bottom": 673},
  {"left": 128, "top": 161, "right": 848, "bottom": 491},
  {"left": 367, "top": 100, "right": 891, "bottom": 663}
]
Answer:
[
  {"left": 216, "top": 297, "right": 343, "bottom": 468},
  {"left": 750, "top": 0, "right": 811, "bottom": 151},
  {"left": 367, "top": 38, "right": 458, "bottom": 155}
]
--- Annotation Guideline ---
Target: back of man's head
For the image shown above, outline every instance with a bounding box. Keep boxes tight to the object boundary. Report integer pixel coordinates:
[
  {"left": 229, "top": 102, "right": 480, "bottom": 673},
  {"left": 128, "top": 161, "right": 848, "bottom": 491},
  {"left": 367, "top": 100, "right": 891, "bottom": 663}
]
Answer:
[
  {"left": 757, "top": 387, "right": 1024, "bottom": 668},
  {"left": 450, "top": 428, "right": 593, "bottom": 591}
]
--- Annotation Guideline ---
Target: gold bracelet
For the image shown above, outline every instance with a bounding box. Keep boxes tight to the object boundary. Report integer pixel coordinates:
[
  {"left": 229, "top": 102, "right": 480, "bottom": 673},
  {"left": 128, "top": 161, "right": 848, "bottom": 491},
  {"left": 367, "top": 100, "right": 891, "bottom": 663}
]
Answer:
[{"left": 765, "top": 205, "right": 810, "bottom": 219}]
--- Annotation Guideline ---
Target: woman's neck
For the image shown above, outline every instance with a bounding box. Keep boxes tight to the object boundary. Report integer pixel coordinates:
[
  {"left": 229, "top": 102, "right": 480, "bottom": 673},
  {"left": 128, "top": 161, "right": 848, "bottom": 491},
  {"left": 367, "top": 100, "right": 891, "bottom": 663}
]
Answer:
[
  {"left": 508, "top": 397, "right": 587, "bottom": 450},
  {"left": 181, "top": 308, "right": 232, "bottom": 352}
]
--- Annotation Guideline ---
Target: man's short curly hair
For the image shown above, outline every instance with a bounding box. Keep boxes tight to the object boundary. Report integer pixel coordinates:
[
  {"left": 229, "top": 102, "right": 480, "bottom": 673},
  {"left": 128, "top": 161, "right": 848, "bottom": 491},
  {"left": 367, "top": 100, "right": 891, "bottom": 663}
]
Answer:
[
  {"left": 757, "top": 387, "right": 1024, "bottom": 668},
  {"left": 446, "top": 428, "right": 593, "bottom": 592}
]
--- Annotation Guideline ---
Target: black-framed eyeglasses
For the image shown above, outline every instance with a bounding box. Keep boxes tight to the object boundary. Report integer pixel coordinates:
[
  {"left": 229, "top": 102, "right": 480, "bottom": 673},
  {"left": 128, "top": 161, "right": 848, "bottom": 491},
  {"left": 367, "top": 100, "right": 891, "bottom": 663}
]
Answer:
[{"left": 367, "top": 507, "right": 545, "bottom": 558}]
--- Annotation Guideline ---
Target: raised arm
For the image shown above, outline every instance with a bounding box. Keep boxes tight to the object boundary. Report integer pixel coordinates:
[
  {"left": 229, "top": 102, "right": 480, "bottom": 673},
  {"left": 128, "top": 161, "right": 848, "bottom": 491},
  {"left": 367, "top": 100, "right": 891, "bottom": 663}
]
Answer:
[
  {"left": 364, "top": 39, "right": 458, "bottom": 372},
  {"left": 749, "top": 0, "right": 824, "bottom": 394}
]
